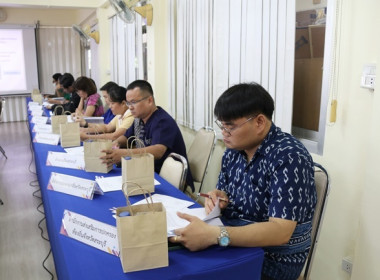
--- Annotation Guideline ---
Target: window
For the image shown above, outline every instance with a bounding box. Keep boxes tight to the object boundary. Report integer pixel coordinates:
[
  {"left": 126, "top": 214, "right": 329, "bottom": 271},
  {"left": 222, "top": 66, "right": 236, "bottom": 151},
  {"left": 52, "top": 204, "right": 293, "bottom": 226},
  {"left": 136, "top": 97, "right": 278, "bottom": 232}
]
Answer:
[
  {"left": 292, "top": 0, "right": 336, "bottom": 155},
  {"left": 110, "top": 13, "right": 145, "bottom": 86},
  {"left": 169, "top": 0, "right": 296, "bottom": 134}
]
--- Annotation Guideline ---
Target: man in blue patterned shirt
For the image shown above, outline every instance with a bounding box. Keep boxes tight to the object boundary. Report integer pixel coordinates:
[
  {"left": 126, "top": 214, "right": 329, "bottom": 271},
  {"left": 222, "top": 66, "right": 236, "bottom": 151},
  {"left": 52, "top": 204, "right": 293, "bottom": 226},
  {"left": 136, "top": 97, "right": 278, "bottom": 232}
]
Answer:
[{"left": 171, "top": 83, "right": 317, "bottom": 280}]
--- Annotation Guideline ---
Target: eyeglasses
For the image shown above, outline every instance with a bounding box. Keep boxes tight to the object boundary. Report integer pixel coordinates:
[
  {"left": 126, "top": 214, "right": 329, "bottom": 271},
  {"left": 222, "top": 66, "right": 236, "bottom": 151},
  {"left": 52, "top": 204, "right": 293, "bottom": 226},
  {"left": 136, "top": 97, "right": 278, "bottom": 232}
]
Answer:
[
  {"left": 215, "top": 115, "right": 258, "bottom": 136},
  {"left": 126, "top": 96, "right": 149, "bottom": 106}
]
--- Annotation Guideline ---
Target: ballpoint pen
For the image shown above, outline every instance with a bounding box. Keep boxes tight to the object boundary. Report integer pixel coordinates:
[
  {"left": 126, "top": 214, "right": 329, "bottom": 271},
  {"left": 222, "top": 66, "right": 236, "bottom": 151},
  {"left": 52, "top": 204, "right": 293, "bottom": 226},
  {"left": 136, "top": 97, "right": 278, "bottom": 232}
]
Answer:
[{"left": 197, "top": 192, "right": 228, "bottom": 202}]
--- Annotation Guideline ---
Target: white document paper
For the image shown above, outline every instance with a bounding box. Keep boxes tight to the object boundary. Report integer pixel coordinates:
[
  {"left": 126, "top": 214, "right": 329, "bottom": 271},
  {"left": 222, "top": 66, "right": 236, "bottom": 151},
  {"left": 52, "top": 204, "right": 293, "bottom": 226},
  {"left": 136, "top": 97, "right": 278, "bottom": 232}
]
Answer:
[
  {"left": 166, "top": 202, "right": 223, "bottom": 236},
  {"left": 47, "top": 172, "right": 95, "bottom": 200},
  {"left": 67, "top": 115, "right": 74, "bottom": 123},
  {"left": 33, "top": 124, "right": 52, "bottom": 134},
  {"left": 95, "top": 176, "right": 161, "bottom": 193},
  {"left": 60, "top": 210, "right": 119, "bottom": 257},
  {"left": 33, "top": 132, "right": 60, "bottom": 145},
  {"left": 46, "top": 151, "right": 85, "bottom": 170},
  {"left": 133, "top": 194, "right": 194, "bottom": 211}
]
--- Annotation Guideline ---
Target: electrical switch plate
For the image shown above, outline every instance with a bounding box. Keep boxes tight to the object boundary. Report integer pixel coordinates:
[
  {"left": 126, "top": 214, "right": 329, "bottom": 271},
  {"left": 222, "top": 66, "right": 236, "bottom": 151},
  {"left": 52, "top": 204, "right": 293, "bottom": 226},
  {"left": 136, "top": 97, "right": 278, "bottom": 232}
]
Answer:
[
  {"left": 361, "top": 64, "right": 376, "bottom": 89},
  {"left": 342, "top": 256, "right": 353, "bottom": 275}
]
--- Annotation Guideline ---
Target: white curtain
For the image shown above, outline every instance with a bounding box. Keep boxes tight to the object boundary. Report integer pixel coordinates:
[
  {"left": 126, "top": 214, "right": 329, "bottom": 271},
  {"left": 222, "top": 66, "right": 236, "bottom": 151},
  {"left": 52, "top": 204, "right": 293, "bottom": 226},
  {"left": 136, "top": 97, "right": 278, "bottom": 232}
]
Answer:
[
  {"left": 37, "top": 27, "right": 81, "bottom": 94},
  {"left": 110, "top": 15, "right": 144, "bottom": 87},
  {"left": 170, "top": 0, "right": 295, "bottom": 133}
]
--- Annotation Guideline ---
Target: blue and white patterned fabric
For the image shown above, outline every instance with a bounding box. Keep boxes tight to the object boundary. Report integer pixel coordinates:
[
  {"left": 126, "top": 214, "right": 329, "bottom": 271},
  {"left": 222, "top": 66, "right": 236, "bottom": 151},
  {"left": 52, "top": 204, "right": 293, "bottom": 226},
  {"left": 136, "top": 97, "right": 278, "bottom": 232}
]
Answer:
[{"left": 217, "top": 123, "right": 317, "bottom": 280}]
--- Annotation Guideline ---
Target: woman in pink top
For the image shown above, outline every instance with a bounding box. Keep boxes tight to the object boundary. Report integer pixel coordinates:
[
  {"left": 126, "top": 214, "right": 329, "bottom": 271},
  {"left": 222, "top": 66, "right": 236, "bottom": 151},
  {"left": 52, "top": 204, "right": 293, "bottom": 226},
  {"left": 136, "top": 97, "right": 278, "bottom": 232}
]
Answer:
[{"left": 73, "top": 76, "right": 104, "bottom": 117}]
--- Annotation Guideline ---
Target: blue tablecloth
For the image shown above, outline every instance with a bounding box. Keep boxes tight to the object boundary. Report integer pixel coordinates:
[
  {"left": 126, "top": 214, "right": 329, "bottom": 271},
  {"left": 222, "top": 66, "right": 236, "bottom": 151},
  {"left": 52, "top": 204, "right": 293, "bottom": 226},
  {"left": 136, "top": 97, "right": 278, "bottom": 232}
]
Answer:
[{"left": 28, "top": 100, "right": 264, "bottom": 280}]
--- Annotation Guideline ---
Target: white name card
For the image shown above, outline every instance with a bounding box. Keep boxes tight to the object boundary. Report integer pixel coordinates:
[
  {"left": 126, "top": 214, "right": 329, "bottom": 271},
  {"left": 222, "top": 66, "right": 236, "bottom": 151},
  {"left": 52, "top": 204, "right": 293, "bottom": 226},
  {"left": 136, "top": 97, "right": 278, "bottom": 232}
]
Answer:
[
  {"left": 60, "top": 210, "right": 119, "bottom": 257},
  {"left": 48, "top": 172, "right": 95, "bottom": 200},
  {"left": 34, "top": 133, "right": 60, "bottom": 145},
  {"left": 31, "top": 116, "right": 48, "bottom": 125},
  {"left": 28, "top": 102, "right": 42, "bottom": 110},
  {"left": 33, "top": 124, "right": 52, "bottom": 134},
  {"left": 30, "top": 109, "right": 44, "bottom": 116},
  {"left": 46, "top": 151, "right": 85, "bottom": 170}
]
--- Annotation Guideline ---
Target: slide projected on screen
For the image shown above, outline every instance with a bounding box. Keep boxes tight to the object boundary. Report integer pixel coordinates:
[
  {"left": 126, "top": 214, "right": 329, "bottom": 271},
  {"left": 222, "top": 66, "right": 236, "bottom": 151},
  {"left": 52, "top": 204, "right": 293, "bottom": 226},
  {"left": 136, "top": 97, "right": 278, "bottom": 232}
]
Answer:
[{"left": 0, "top": 29, "right": 27, "bottom": 92}]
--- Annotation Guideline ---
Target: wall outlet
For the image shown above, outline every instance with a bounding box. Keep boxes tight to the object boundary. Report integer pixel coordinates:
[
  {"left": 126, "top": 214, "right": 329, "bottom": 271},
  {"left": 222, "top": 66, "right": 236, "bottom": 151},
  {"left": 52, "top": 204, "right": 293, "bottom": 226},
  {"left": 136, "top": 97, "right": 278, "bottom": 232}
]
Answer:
[
  {"left": 361, "top": 64, "right": 376, "bottom": 90},
  {"left": 342, "top": 256, "right": 353, "bottom": 275}
]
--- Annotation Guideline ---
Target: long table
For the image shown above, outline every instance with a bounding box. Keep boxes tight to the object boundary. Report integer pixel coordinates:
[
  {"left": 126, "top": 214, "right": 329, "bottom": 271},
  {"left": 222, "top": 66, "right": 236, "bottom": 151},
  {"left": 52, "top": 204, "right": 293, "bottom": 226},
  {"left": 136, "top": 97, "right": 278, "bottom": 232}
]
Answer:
[{"left": 28, "top": 100, "right": 264, "bottom": 280}]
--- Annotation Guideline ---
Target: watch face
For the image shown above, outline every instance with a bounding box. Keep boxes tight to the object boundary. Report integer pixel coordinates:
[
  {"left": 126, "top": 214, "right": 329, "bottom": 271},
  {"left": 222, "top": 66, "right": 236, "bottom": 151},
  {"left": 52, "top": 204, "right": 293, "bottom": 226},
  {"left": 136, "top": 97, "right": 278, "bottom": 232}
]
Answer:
[{"left": 220, "top": 236, "right": 230, "bottom": 247}]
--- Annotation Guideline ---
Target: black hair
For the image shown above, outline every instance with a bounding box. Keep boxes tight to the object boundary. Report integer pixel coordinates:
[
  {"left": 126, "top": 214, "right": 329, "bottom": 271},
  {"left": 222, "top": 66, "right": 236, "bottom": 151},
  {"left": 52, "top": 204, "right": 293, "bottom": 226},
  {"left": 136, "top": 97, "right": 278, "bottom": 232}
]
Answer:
[
  {"left": 100, "top": 81, "right": 118, "bottom": 92},
  {"left": 52, "top": 73, "right": 62, "bottom": 81},
  {"left": 60, "top": 73, "right": 75, "bottom": 89},
  {"left": 214, "top": 82, "right": 275, "bottom": 121},
  {"left": 126, "top": 80, "right": 154, "bottom": 96},
  {"left": 108, "top": 86, "right": 127, "bottom": 103},
  {"left": 73, "top": 76, "right": 97, "bottom": 96}
]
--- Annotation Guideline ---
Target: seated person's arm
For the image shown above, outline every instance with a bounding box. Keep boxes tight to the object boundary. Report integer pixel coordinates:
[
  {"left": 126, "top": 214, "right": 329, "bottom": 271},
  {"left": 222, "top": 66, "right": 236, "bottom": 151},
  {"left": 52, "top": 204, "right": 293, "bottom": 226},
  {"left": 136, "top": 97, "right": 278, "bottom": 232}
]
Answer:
[
  {"left": 172, "top": 213, "right": 296, "bottom": 251},
  {"left": 81, "top": 124, "right": 125, "bottom": 141},
  {"left": 83, "top": 104, "right": 96, "bottom": 117}
]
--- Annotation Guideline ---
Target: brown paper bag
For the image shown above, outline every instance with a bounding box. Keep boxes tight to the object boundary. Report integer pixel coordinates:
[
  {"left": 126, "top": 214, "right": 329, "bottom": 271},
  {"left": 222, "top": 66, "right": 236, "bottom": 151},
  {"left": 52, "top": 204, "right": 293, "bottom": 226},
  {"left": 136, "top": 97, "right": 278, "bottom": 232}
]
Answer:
[
  {"left": 121, "top": 149, "right": 154, "bottom": 195},
  {"left": 51, "top": 106, "right": 70, "bottom": 134},
  {"left": 31, "top": 89, "right": 42, "bottom": 104},
  {"left": 60, "top": 122, "right": 80, "bottom": 148},
  {"left": 116, "top": 184, "right": 168, "bottom": 273},
  {"left": 84, "top": 139, "right": 113, "bottom": 173}
]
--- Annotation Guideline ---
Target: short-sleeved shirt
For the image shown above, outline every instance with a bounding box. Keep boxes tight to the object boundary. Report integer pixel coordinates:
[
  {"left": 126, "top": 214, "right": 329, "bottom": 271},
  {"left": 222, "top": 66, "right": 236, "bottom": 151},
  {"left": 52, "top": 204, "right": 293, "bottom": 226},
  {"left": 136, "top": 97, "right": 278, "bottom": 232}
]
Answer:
[
  {"left": 217, "top": 123, "right": 317, "bottom": 280},
  {"left": 103, "top": 108, "right": 115, "bottom": 124},
  {"left": 85, "top": 93, "right": 104, "bottom": 117},
  {"left": 109, "top": 109, "right": 133, "bottom": 130},
  {"left": 124, "top": 106, "right": 194, "bottom": 192}
]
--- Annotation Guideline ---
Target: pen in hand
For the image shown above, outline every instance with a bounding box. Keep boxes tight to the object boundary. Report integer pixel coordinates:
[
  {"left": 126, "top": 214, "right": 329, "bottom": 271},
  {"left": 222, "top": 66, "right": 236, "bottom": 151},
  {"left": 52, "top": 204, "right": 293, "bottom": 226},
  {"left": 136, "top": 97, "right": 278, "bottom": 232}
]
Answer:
[{"left": 197, "top": 193, "right": 228, "bottom": 202}]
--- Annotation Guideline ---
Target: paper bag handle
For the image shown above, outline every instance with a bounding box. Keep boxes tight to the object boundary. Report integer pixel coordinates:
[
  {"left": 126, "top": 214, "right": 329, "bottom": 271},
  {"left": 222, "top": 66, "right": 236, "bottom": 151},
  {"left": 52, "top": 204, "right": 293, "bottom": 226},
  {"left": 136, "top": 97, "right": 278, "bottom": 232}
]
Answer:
[
  {"left": 122, "top": 182, "right": 154, "bottom": 215},
  {"left": 53, "top": 105, "right": 64, "bottom": 115},
  {"left": 126, "top": 136, "right": 147, "bottom": 155}
]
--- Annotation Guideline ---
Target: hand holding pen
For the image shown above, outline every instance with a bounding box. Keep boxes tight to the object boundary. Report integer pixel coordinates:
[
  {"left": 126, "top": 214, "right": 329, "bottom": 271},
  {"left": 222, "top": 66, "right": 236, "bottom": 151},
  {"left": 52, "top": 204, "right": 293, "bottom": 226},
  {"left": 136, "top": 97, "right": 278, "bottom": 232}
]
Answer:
[{"left": 199, "top": 190, "right": 229, "bottom": 214}]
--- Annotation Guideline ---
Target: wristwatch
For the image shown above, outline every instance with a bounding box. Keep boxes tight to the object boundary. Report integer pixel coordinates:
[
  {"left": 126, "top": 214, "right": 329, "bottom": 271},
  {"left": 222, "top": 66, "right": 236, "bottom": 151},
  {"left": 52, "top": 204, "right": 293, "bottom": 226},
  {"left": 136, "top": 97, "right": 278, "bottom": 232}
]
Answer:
[{"left": 217, "top": 226, "right": 230, "bottom": 247}]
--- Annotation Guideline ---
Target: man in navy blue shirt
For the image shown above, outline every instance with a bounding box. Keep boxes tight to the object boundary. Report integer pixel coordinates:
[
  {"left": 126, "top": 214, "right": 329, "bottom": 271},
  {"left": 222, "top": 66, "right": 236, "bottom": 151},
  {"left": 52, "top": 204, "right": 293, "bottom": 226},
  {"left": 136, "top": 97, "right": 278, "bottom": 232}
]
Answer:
[
  {"left": 102, "top": 80, "right": 194, "bottom": 192},
  {"left": 170, "top": 83, "right": 317, "bottom": 280}
]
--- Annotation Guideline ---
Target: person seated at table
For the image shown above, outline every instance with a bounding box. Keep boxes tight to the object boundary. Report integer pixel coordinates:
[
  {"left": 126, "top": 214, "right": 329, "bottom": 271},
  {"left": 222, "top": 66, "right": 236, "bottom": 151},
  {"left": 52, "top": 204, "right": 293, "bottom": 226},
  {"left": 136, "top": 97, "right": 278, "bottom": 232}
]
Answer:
[
  {"left": 101, "top": 80, "right": 194, "bottom": 192},
  {"left": 169, "top": 83, "right": 317, "bottom": 280},
  {"left": 99, "top": 81, "right": 118, "bottom": 124},
  {"left": 46, "top": 74, "right": 69, "bottom": 104},
  {"left": 76, "top": 85, "right": 133, "bottom": 141},
  {"left": 73, "top": 76, "right": 104, "bottom": 117},
  {"left": 48, "top": 73, "right": 80, "bottom": 114},
  {"left": 44, "top": 73, "right": 64, "bottom": 99}
]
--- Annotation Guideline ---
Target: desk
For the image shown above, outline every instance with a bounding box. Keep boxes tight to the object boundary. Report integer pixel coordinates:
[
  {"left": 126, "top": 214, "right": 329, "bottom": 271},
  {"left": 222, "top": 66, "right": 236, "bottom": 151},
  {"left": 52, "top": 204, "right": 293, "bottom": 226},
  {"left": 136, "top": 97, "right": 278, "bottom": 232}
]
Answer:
[{"left": 28, "top": 101, "right": 264, "bottom": 280}]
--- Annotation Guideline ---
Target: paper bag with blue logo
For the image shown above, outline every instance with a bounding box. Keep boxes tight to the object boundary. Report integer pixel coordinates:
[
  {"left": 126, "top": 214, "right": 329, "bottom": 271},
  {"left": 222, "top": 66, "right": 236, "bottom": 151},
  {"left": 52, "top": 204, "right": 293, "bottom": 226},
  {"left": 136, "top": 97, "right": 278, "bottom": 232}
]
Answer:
[
  {"left": 121, "top": 137, "right": 154, "bottom": 195},
  {"left": 60, "top": 122, "right": 80, "bottom": 148},
  {"left": 51, "top": 106, "right": 70, "bottom": 134},
  {"left": 84, "top": 139, "right": 112, "bottom": 173},
  {"left": 116, "top": 184, "right": 168, "bottom": 273}
]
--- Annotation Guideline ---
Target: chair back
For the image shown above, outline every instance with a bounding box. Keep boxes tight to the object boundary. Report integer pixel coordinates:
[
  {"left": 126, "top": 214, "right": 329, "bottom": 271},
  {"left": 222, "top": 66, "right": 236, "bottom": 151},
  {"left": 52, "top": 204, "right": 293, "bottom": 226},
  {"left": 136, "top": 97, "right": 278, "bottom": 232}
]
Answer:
[
  {"left": 159, "top": 152, "right": 188, "bottom": 192},
  {"left": 187, "top": 127, "right": 216, "bottom": 193},
  {"left": 303, "top": 162, "right": 330, "bottom": 279},
  {"left": 0, "top": 98, "right": 5, "bottom": 122}
]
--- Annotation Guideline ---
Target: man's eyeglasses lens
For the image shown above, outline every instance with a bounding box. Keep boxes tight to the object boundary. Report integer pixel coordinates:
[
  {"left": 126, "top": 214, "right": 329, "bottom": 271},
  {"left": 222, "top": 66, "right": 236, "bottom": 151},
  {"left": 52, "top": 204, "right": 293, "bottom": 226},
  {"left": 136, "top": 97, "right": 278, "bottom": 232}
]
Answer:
[
  {"left": 126, "top": 96, "right": 149, "bottom": 106},
  {"left": 215, "top": 115, "right": 257, "bottom": 135}
]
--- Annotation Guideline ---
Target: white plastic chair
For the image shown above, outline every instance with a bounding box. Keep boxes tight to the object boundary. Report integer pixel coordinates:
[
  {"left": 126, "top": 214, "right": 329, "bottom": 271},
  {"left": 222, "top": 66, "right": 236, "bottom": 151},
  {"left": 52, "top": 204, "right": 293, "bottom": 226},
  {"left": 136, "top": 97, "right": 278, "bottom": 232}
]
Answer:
[
  {"left": 187, "top": 126, "right": 216, "bottom": 194},
  {"left": 159, "top": 152, "right": 188, "bottom": 192},
  {"left": 301, "top": 162, "right": 330, "bottom": 279}
]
